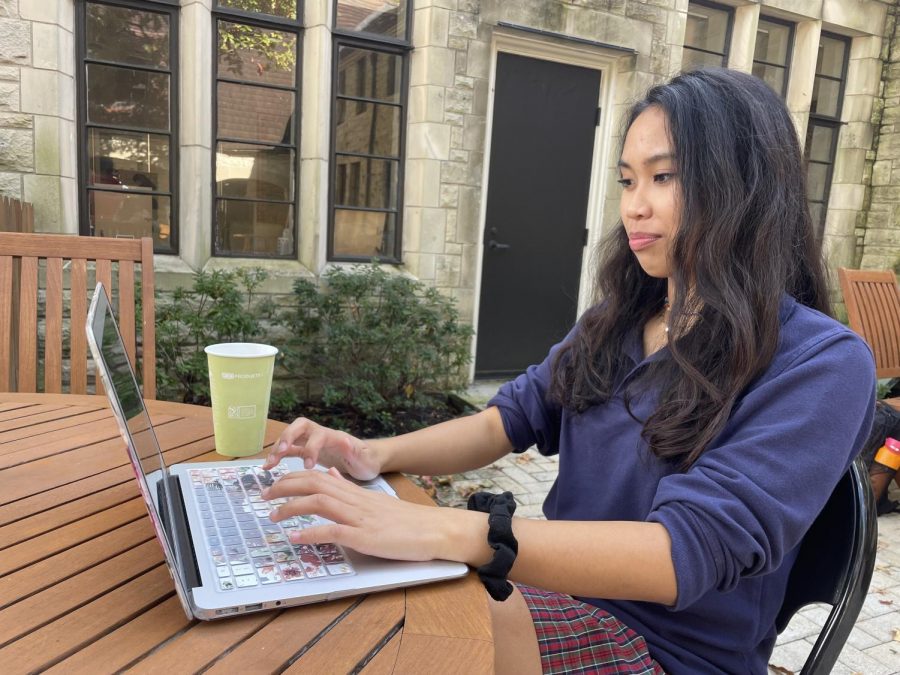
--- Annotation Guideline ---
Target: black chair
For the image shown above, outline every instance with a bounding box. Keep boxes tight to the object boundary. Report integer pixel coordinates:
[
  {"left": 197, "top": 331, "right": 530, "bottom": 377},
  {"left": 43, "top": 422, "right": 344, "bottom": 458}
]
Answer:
[{"left": 775, "top": 457, "right": 878, "bottom": 674}]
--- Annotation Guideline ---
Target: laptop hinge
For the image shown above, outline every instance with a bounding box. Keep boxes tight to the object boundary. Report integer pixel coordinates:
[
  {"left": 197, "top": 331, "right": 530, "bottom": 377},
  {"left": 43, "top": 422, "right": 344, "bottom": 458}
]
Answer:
[{"left": 158, "top": 475, "right": 202, "bottom": 590}]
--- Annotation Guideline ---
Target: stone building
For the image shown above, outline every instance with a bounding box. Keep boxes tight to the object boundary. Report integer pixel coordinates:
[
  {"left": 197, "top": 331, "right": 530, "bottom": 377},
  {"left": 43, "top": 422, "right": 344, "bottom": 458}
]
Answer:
[{"left": 0, "top": 0, "right": 897, "bottom": 379}]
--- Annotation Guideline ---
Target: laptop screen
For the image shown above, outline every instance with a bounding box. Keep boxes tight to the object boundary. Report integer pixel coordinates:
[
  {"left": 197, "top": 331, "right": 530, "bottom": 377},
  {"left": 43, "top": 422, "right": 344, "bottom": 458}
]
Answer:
[{"left": 86, "top": 282, "right": 193, "bottom": 617}]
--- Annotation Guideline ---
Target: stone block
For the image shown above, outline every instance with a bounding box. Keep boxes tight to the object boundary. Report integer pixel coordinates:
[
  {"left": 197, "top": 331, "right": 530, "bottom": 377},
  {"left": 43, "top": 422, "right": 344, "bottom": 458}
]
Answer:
[
  {"left": 445, "top": 87, "right": 473, "bottom": 114},
  {"left": 0, "top": 65, "right": 17, "bottom": 80},
  {"left": 450, "top": 125, "right": 463, "bottom": 149},
  {"left": 448, "top": 35, "right": 467, "bottom": 51},
  {"left": 440, "top": 183, "right": 459, "bottom": 208},
  {"left": 455, "top": 49, "right": 468, "bottom": 75},
  {"left": 0, "top": 80, "right": 17, "bottom": 111},
  {"left": 460, "top": 243, "right": 478, "bottom": 288},
  {"left": 0, "top": 111, "right": 28, "bottom": 127},
  {"left": 845, "top": 58, "right": 881, "bottom": 97},
  {"left": 419, "top": 207, "right": 448, "bottom": 253},
  {"left": 625, "top": 0, "right": 666, "bottom": 26},
  {"left": 472, "top": 77, "right": 489, "bottom": 116},
  {"left": 826, "top": 182, "right": 865, "bottom": 210},
  {"left": 20, "top": 0, "right": 74, "bottom": 27},
  {"left": 823, "top": 0, "right": 887, "bottom": 37},
  {"left": 850, "top": 35, "right": 883, "bottom": 61},
  {"left": 32, "top": 21, "right": 71, "bottom": 73},
  {"left": 0, "top": 18, "right": 29, "bottom": 65},
  {"left": 821, "top": 232, "right": 857, "bottom": 269},
  {"left": 822, "top": 207, "right": 857, "bottom": 238},
  {"left": 435, "top": 253, "right": 461, "bottom": 286},
  {"left": 446, "top": 206, "right": 457, "bottom": 240},
  {"left": 837, "top": 122, "right": 873, "bottom": 150},
  {"left": 20, "top": 68, "right": 64, "bottom": 116},
  {"left": 407, "top": 122, "right": 452, "bottom": 160},
  {"left": 411, "top": 46, "right": 455, "bottom": 88},
  {"left": 413, "top": 6, "right": 449, "bottom": 48},
  {"left": 408, "top": 84, "right": 446, "bottom": 124},
  {"left": 450, "top": 11, "right": 478, "bottom": 39},
  {"left": 179, "top": 145, "right": 214, "bottom": 270},
  {"left": 842, "top": 94, "right": 875, "bottom": 124},
  {"left": 457, "top": 185, "right": 481, "bottom": 244},
  {"left": 0, "top": 1, "right": 16, "bottom": 19},
  {"left": 874, "top": 132, "right": 900, "bottom": 159},
  {"left": 444, "top": 110, "right": 464, "bottom": 126},
  {"left": 23, "top": 173, "right": 61, "bottom": 231},
  {"left": 872, "top": 160, "right": 892, "bottom": 186},
  {"left": 405, "top": 157, "right": 443, "bottom": 208},
  {"left": 831, "top": 148, "right": 867, "bottom": 185},
  {"left": 0, "top": 126, "right": 31, "bottom": 170},
  {"left": 465, "top": 36, "right": 490, "bottom": 79},
  {"left": 0, "top": 171, "right": 21, "bottom": 197},
  {"left": 463, "top": 114, "right": 485, "bottom": 151},
  {"left": 449, "top": 148, "right": 468, "bottom": 163},
  {"left": 666, "top": 9, "right": 686, "bottom": 47}
]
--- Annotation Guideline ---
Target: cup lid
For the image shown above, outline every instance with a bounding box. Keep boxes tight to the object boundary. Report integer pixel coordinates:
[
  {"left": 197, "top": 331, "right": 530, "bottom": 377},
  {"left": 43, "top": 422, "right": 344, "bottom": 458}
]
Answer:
[{"left": 204, "top": 343, "right": 278, "bottom": 358}]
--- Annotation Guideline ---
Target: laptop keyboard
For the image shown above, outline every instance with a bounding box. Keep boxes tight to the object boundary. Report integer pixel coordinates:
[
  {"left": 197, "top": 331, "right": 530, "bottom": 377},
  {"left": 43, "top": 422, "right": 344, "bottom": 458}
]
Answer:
[{"left": 189, "top": 466, "right": 355, "bottom": 592}]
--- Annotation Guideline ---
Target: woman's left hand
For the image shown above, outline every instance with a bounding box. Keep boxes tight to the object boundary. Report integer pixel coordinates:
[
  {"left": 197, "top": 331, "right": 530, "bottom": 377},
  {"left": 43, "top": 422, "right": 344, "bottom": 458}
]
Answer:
[{"left": 264, "top": 468, "right": 470, "bottom": 563}]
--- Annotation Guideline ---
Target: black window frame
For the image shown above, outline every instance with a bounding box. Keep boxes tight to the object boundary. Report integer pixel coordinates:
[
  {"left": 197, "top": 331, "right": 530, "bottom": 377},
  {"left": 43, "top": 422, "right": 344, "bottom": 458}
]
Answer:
[
  {"left": 76, "top": 0, "right": 180, "bottom": 254},
  {"left": 682, "top": 0, "right": 734, "bottom": 69},
  {"left": 805, "top": 31, "right": 851, "bottom": 236},
  {"left": 752, "top": 15, "right": 794, "bottom": 98},
  {"left": 211, "top": 1, "right": 303, "bottom": 260},
  {"left": 328, "top": 0, "right": 413, "bottom": 264}
]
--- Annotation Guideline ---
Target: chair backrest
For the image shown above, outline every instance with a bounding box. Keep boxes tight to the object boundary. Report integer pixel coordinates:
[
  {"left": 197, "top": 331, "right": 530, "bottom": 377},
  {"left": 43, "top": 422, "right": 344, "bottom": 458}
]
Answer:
[
  {"left": 775, "top": 457, "right": 877, "bottom": 674},
  {"left": 0, "top": 232, "right": 155, "bottom": 398},
  {"left": 838, "top": 267, "right": 900, "bottom": 379}
]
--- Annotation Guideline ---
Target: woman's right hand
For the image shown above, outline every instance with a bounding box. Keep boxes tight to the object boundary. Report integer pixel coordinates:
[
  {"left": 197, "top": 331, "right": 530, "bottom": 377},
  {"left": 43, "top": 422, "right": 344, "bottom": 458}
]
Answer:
[{"left": 262, "top": 417, "right": 382, "bottom": 481}]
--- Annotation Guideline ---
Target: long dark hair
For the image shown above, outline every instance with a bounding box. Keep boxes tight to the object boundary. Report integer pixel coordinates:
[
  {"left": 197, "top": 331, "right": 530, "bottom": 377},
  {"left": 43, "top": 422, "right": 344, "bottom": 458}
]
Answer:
[{"left": 549, "top": 67, "right": 831, "bottom": 470}]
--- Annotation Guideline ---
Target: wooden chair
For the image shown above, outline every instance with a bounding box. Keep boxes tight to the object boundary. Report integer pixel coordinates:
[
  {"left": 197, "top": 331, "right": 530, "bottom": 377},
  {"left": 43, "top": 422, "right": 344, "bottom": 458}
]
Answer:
[
  {"left": 838, "top": 267, "right": 900, "bottom": 409},
  {"left": 0, "top": 232, "right": 156, "bottom": 398}
]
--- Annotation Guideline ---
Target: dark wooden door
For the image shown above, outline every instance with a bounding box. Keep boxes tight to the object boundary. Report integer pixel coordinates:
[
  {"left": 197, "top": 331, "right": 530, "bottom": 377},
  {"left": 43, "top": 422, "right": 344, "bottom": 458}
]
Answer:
[{"left": 475, "top": 53, "right": 601, "bottom": 377}]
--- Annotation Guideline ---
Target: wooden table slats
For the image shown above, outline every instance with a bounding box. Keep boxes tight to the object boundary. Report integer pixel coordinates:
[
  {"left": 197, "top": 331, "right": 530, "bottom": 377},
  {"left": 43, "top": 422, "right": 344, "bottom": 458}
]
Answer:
[{"left": 0, "top": 393, "right": 494, "bottom": 674}]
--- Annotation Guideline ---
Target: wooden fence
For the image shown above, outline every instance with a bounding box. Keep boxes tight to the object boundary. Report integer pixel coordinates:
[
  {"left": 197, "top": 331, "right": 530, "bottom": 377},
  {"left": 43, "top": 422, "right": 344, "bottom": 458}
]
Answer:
[{"left": 0, "top": 196, "right": 34, "bottom": 233}]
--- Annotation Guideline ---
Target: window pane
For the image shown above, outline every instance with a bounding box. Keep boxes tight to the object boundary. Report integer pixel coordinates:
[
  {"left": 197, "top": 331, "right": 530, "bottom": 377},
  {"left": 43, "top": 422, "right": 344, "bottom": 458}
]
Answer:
[
  {"left": 87, "top": 64, "right": 170, "bottom": 130},
  {"left": 88, "top": 129, "right": 170, "bottom": 192},
  {"left": 752, "top": 63, "right": 786, "bottom": 96},
  {"left": 806, "top": 162, "right": 830, "bottom": 201},
  {"left": 336, "top": 0, "right": 407, "bottom": 39},
  {"left": 86, "top": 3, "right": 170, "bottom": 69},
  {"left": 216, "top": 142, "right": 294, "bottom": 200},
  {"left": 337, "top": 47, "right": 402, "bottom": 103},
  {"left": 817, "top": 36, "right": 847, "bottom": 78},
  {"left": 335, "top": 157, "right": 398, "bottom": 209},
  {"left": 333, "top": 209, "right": 395, "bottom": 257},
  {"left": 217, "top": 83, "right": 295, "bottom": 144},
  {"left": 811, "top": 77, "right": 842, "bottom": 117},
  {"left": 681, "top": 48, "right": 725, "bottom": 70},
  {"left": 218, "top": 21, "right": 297, "bottom": 86},
  {"left": 685, "top": 4, "right": 729, "bottom": 54},
  {"left": 89, "top": 191, "right": 173, "bottom": 251},
  {"left": 216, "top": 199, "right": 293, "bottom": 255},
  {"left": 335, "top": 100, "right": 400, "bottom": 157},
  {"left": 754, "top": 20, "right": 790, "bottom": 66},
  {"left": 806, "top": 124, "right": 835, "bottom": 163},
  {"left": 217, "top": 0, "right": 298, "bottom": 20}
]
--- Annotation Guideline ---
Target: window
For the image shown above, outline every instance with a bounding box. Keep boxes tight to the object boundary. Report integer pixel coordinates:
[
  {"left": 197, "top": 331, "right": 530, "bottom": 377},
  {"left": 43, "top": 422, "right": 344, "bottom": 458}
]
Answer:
[
  {"left": 213, "top": 1, "right": 301, "bottom": 258},
  {"left": 682, "top": 1, "right": 732, "bottom": 70},
  {"left": 330, "top": 0, "right": 411, "bottom": 262},
  {"left": 77, "top": 0, "right": 178, "bottom": 253},
  {"left": 752, "top": 17, "right": 793, "bottom": 97},
  {"left": 805, "top": 33, "right": 849, "bottom": 234}
]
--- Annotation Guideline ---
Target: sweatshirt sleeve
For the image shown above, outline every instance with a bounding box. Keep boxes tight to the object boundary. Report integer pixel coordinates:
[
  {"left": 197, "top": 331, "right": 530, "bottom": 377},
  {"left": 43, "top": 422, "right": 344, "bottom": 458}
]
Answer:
[
  {"left": 487, "top": 335, "right": 568, "bottom": 455},
  {"left": 647, "top": 327, "right": 876, "bottom": 611}
]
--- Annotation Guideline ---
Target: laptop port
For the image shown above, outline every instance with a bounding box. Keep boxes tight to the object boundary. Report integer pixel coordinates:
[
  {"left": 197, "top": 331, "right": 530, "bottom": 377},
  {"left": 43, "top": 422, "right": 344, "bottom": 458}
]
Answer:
[{"left": 243, "top": 603, "right": 263, "bottom": 612}]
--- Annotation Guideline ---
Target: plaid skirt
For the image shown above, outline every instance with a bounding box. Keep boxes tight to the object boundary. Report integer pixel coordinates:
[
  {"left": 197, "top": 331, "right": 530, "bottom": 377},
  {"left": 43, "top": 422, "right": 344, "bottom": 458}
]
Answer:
[{"left": 517, "top": 584, "right": 666, "bottom": 675}]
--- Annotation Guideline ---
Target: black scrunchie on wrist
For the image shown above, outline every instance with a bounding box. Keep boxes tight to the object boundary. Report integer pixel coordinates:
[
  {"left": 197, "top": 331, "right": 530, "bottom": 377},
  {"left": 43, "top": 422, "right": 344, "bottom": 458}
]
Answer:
[{"left": 466, "top": 490, "right": 518, "bottom": 601}]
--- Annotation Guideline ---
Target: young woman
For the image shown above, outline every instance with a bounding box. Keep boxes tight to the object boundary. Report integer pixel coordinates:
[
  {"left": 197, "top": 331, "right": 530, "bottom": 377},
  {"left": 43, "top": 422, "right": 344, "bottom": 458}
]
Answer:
[{"left": 262, "top": 68, "right": 876, "bottom": 674}]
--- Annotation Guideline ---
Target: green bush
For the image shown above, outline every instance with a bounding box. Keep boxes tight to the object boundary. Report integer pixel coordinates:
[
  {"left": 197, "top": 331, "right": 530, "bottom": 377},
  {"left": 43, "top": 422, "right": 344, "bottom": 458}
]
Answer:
[
  {"left": 156, "top": 268, "right": 274, "bottom": 404},
  {"left": 280, "top": 263, "right": 474, "bottom": 431}
]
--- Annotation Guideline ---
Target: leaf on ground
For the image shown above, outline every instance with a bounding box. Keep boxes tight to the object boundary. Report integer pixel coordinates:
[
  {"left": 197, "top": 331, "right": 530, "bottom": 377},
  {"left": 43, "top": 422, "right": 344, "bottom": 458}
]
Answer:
[
  {"left": 767, "top": 665, "right": 794, "bottom": 674},
  {"left": 878, "top": 598, "right": 894, "bottom": 606},
  {"left": 515, "top": 454, "right": 533, "bottom": 464},
  {"left": 892, "top": 628, "right": 900, "bottom": 641},
  {"left": 433, "top": 475, "right": 453, "bottom": 486}
]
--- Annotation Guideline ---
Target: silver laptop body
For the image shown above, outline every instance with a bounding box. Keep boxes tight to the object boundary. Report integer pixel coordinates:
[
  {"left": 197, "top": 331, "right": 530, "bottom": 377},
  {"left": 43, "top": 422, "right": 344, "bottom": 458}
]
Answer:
[{"left": 86, "top": 282, "right": 468, "bottom": 620}]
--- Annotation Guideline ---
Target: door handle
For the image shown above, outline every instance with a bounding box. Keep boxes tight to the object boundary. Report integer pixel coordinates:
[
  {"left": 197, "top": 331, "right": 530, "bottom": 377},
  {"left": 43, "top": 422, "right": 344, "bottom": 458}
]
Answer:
[{"left": 487, "top": 239, "right": 511, "bottom": 250}]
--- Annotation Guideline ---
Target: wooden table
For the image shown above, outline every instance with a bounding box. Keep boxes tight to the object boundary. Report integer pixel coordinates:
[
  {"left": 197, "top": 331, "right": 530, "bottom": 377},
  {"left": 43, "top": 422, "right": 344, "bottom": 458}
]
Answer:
[{"left": 0, "top": 393, "right": 494, "bottom": 674}]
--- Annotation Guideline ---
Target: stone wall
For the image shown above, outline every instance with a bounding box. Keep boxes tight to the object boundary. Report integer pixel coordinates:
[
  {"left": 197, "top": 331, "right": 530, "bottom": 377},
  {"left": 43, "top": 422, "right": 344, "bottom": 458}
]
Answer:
[
  {"left": 0, "top": 0, "right": 76, "bottom": 234},
  {"left": 862, "top": 2, "right": 900, "bottom": 272}
]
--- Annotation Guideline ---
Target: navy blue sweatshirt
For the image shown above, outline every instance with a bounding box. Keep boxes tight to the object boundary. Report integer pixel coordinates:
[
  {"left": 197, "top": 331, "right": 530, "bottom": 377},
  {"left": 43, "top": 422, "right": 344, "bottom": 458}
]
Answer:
[{"left": 489, "top": 296, "right": 875, "bottom": 674}]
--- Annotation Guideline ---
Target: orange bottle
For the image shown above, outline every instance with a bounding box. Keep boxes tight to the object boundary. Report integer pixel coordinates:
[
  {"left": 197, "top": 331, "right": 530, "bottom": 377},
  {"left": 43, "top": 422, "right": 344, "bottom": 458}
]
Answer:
[{"left": 870, "top": 437, "right": 900, "bottom": 501}]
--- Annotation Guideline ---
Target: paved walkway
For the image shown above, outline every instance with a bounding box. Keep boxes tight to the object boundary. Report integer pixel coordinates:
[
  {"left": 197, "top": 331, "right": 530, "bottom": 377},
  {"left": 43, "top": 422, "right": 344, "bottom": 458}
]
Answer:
[{"left": 423, "top": 381, "right": 900, "bottom": 673}]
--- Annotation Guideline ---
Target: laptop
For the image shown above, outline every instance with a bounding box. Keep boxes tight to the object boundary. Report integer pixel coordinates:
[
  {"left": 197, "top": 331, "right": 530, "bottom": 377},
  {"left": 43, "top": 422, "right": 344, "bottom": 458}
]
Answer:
[{"left": 86, "top": 282, "right": 468, "bottom": 620}]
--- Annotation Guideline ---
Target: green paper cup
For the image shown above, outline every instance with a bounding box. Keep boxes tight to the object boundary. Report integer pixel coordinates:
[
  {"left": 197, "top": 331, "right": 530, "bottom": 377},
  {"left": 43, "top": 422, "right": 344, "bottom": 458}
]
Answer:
[{"left": 205, "top": 343, "right": 278, "bottom": 457}]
